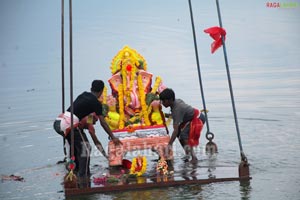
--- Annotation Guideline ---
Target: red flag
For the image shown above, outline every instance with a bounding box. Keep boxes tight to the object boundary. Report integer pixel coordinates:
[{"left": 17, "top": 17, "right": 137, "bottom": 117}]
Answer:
[{"left": 204, "top": 26, "right": 226, "bottom": 54}]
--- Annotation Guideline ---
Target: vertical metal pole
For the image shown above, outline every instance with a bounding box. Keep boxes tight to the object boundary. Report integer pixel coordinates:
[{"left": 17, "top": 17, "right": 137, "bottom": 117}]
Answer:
[
  {"left": 61, "top": 0, "right": 65, "bottom": 113},
  {"left": 215, "top": 0, "right": 246, "bottom": 161},
  {"left": 187, "top": 0, "right": 210, "bottom": 132},
  {"left": 61, "top": 0, "right": 67, "bottom": 161},
  {"left": 188, "top": 0, "right": 217, "bottom": 153},
  {"left": 69, "top": 0, "right": 74, "bottom": 158}
]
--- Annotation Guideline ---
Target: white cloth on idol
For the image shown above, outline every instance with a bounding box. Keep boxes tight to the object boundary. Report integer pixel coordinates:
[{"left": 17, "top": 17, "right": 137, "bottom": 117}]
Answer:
[{"left": 56, "top": 111, "right": 79, "bottom": 134}]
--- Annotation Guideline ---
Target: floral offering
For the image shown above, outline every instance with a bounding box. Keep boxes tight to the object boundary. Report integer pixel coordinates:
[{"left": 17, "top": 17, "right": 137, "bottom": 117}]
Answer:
[
  {"left": 130, "top": 156, "right": 147, "bottom": 177},
  {"left": 156, "top": 158, "right": 168, "bottom": 175}
]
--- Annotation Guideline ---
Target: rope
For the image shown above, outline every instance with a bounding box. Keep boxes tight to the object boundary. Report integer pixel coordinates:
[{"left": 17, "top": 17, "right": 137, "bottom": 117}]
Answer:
[
  {"left": 188, "top": 0, "right": 213, "bottom": 140},
  {"left": 215, "top": 0, "right": 246, "bottom": 161},
  {"left": 65, "top": 170, "right": 75, "bottom": 181}
]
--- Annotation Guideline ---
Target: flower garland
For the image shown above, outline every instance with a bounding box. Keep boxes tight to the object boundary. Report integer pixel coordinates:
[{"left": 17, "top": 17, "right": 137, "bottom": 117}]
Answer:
[
  {"left": 127, "top": 125, "right": 136, "bottom": 133},
  {"left": 130, "top": 156, "right": 147, "bottom": 177},
  {"left": 102, "top": 86, "right": 107, "bottom": 104},
  {"left": 121, "top": 53, "right": 137, "bottom": 107},
  {"left": 151, "top": 76, "right": 162, "bottom": 94},
  {"left": 137, "top": 74, "right": 150, "bottom": 126},
  {"left": 110, "top": 58, "right": 121, "bottom": 75},
  {"left": 156, "top": 158, "right": 168, "bottom": 175},
  {"left": 93, "top": 176, "right": 107, "bottom": 185},
  {"left": 121, "top": 62, "right": 129, "bottom": 106},
  {"left": 118, "top": 84, "right": 125, "bottom": 129}
]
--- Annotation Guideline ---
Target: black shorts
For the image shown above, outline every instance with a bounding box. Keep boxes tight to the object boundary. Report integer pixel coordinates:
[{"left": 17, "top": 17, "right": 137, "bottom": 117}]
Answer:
[{"left": 53, "top": 119, "right": 64, "bottom": 137}]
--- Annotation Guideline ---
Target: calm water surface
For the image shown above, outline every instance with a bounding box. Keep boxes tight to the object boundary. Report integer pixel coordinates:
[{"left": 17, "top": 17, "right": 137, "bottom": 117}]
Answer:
[{"left": 0, "top": 0, "right": 299, "bottom": 199}]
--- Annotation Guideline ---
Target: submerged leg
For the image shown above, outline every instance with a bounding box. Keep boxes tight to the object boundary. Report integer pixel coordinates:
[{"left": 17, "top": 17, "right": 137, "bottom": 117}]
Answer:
[
  {"left": 76, "top": 129, "right": 91, "bottom": 178},
  {"left": 180, "top": 139, "right": 198, "bottom": 163}
]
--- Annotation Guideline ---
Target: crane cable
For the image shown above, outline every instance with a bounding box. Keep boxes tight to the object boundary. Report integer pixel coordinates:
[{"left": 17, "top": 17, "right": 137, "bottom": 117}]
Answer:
[
  {"left": 215, "top": 0, "right": 247, "bottom": 162},
  {"left": 188, "top": 0, "right": 217, "bottom": 152}
]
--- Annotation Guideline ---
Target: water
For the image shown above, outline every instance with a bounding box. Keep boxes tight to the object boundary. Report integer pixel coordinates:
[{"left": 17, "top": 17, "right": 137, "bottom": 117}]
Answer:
[{"left": 0, "top": 0, "right": 300, "bottom": 199}]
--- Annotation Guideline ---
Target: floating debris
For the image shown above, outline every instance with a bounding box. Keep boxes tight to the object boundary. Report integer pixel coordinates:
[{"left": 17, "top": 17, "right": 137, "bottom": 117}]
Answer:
[
  {"left": 1, "top": 174, "right": 24, "bottom": 182},
  {"left": 26, "top": 88, "right": 35, "bottom": 92}
]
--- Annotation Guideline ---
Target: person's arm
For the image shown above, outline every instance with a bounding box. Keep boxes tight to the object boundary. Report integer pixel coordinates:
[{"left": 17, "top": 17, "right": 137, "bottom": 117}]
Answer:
[
  {"left": 98, "top": 115, "right": 123, "bottom": 145},
  {"left": 168, "top": 124, "right": 179, "bottom": 146},
  {"left": 87, "top": 124, "right": 109, "bottom": 159}
]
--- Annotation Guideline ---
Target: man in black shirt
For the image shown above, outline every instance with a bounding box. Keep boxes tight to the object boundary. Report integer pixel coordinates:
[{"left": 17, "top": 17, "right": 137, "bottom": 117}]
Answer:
[{"left": 56, "top": 80, "right": 122, "bottom": 178}]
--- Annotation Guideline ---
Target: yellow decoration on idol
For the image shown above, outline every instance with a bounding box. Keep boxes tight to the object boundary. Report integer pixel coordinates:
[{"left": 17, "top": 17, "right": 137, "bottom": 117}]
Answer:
[
  {"left": 106, "top": 112, "right": 120, "bottom": 130},
  {"left": 149, "top": 100, "right": 164, "bottom": 125},
  {"left": 110, "top": 46, "right": 147, "bottom": 75},
  {"left": 130, "top": 156, "right": 147, "bottom": 177},
  {"left": 106, "top": 45, "right": 167, "bottom": 130},
  {"left": 102, "top": 86, "right": 107, "bottom": 104},
  {"left": 151, "top": 76, "right": 162, "bottom": 94},
  {"left": 137, "top": 74, "right": 150, "bottom": 126},
  {"left": 104, "top": 95, "right": 120, "bottom": 130},
  {"left": 121, "top": 60, "right": 137, "bottom": 107},
  {"left": 118, "top": 84, "right": 125, "bottom": 129}
]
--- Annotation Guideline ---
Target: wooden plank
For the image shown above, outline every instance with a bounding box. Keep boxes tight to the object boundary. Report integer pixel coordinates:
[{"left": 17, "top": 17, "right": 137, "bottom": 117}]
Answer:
[{"left": 65, "top": 176, "right": 251, "bottom": 197}]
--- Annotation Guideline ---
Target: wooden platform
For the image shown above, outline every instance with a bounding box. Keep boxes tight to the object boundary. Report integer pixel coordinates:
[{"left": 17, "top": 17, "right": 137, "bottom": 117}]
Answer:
[{"left": 64, "top": 165, "right": 252, "bottom": 197}]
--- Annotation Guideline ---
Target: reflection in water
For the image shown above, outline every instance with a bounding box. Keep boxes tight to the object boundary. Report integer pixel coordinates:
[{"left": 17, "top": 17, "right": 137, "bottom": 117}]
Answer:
[
  {"left": 240, "top": 180, "right": 252, "bottom": 200},
  {"left": 189, "top": 184, "right": 203, "bottom": 198},
  {"left": 113, "top": 189, "right": 171, "bottom": 200},
  {"left": 190, "top": 162, "right": 198, "bottom": 181},
  {"left": 108, "top": 180, "right": 205, "bottom": 200},
  {"left": 206, "top": 153, "right": 217, "bottom": 179},
  {"left": 180, "top": 162, "right": 191, "bottom": 180},
  {"left": 178, "top": 159, "right": 201, "bottom": 179},
  {"left": 180, "top": 161, "right": 198, "bottom": 181}
]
